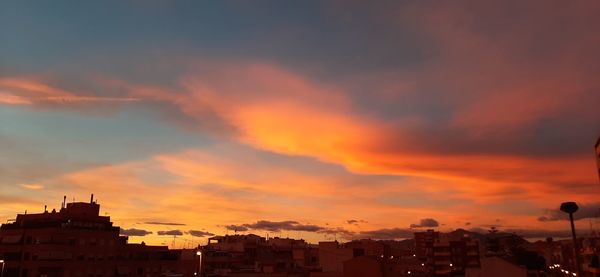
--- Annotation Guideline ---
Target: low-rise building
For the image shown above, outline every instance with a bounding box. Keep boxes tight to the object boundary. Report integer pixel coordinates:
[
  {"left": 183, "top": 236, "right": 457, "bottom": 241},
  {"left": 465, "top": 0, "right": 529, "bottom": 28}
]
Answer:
[{"left": 201, "top": 234, "right": 316, "bottom": 276}]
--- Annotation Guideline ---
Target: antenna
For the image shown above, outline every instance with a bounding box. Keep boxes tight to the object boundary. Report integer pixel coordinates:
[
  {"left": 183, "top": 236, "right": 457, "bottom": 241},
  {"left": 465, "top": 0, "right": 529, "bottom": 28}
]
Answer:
[{"left": 90, "top": 193, "right": 94, "bottom": 203}]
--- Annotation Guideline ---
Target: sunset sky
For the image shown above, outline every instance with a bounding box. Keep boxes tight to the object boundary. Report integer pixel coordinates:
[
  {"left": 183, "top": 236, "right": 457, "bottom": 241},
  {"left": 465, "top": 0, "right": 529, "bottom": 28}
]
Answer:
[{"left": 1, "top": 1, "right": 599, "bottom": 246}]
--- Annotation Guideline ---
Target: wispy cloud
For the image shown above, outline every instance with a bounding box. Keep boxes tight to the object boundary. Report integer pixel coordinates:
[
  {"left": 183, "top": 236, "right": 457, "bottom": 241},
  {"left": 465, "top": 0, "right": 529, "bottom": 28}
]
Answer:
[
  {"left": 0, "top": 78, "right": 139, "bottom": 106},
  {"left": 144, "top": 221, "right": 187, "bottom": 226}
]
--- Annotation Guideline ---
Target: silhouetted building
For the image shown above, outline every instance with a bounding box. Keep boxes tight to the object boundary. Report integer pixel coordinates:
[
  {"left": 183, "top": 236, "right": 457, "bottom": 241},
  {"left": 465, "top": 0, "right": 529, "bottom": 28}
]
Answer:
[
  {"left": 0, "top": 195, "right": 196, "bottom": 277},
  {"left": 318, "top": 240, "right": 390, "bottom": 275},
  {"left": 414, "top": 229, "right": 439, "bottom": 266},
  {"left": 414, "top": 230, "right": 480, "bottom": 276},
  {"left": 343, "top": 255, "right": 426, "bottom": 277},
  {"left": 581, "top": 232, "right": 600, "bottom": 276},
  {"left": 200, "top": 234, "right": 317, "bottom": 276}
]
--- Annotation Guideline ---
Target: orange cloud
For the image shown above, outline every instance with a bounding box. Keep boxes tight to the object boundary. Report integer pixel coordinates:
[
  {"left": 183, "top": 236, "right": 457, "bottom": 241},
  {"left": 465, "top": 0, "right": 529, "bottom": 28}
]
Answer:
[
  {"left": 170, "top": 63, "right": 597, "bottom": 195},
  {"left": 82, "top": 61, "right": 596, "bottom": 211},
  {"left": 0, "top": 93, "right": 31, "bottom": 105}
]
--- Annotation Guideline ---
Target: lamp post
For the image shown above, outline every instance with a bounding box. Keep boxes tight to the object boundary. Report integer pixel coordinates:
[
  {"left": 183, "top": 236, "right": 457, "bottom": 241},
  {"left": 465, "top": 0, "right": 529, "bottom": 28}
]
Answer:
[
  {"left": 560, "top": 202, "right": 582, "bottom": 275},
  {"left": 196, "top": 250, "right": 202, "bottom": 277},
  {"left": 1, "top": 259, "right": 4, "bottom": 277}
]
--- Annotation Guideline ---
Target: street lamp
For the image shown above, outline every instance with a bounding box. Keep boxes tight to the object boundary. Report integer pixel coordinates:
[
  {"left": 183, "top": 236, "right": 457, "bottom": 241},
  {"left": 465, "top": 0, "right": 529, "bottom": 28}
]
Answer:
[
  {"left": 196, "top": 250, "right": 202, "bottom": 277},
  {"left": 560, "top": 201, "right": 582, "bottom": 275},
  {"left": 1, "top": 259, "right": 4, "bottom": 277}
]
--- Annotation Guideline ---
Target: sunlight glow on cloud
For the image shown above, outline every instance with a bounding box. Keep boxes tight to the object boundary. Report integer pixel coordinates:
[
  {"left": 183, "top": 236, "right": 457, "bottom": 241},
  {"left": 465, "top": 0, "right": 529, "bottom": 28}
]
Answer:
[
  {"left": 1, "top": 1, "right": 599, "bottom": 244},
  {"left": 19, "top": 183, "right": 44, "bottom": 190}
]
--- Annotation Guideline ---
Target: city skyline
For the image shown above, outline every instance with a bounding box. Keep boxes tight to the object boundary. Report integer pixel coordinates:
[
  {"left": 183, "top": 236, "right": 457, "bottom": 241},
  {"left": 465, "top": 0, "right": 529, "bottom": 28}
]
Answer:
[{"left": 1, "top": 1, "right": 600, "bottom": 246}]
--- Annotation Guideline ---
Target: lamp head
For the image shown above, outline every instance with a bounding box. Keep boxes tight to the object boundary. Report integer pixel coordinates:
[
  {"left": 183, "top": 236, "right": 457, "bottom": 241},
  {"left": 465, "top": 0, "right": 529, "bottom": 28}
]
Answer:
[{"left": 560, "top": 202, "right": 579, "bottom": 214}]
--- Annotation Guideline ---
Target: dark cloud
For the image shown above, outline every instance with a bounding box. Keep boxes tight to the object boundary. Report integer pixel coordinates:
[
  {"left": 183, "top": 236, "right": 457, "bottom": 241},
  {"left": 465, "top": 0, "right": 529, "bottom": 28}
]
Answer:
[
  {"left": 346, "top": 219, "right": 367, "bottom": 225},
  {"left": 120, "top": 228, "right": 152, "bottom": 236},
  {"left": 359, "top": 228, "right": 414, "bottom": 240},
  {"left": 145, "top": 221, "right": 186, "bottom": 226},
  {"left": 538, "top": 202, "right": 600, "bottom": 222},
  {"left": 187, "top": 230, "right": 215, "bottom": 237},
  {"left": 241, "top": 220, "right": 325, "bottom": 232},
  {"left": 228, "top": 220, "right": 356, "bottom": 238},
  {"left": 410, "top": 218, "right": 439, "bottom": 228},
  {"left": 465, "top": 222, "right": 471, "bottom": 226},
  {"left": 466, "top": 227, "right": 489, "bottom": 234},
  {"left": 318, "top": 227, "right": 356, "bottom": 240},
  {"left": 224, "top": 225, "right": 249, "bottom": 232},
  {"left": 157, "top": 230, "right": 184, "bottom": 236}
]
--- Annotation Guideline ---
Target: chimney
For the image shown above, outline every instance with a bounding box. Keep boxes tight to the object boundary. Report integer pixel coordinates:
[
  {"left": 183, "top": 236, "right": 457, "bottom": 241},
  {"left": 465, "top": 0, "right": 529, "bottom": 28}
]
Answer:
[
  {"left": 62, "top": 195, "right": 66, "bottom": 209},
  {"left": 44, "top": 205, "right": 47, "bottom": 213},
  {"left": 90, "top": 193, "right": 94, "bottom": 204}
]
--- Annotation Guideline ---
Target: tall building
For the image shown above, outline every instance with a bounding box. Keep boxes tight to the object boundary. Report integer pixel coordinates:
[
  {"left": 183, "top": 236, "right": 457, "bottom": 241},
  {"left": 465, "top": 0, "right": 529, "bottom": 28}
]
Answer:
[
  {"left": 431, "top": 236, "right": 480, "bottom": 276},
  {"left": 0, "top": 195, "right": 196, "bottom": 277},
  {"left": 414, "top": 230, "right": 480, "bottom": 276},
  {"left": 414, "top": 229, "right": 439, "bottom": 268}
]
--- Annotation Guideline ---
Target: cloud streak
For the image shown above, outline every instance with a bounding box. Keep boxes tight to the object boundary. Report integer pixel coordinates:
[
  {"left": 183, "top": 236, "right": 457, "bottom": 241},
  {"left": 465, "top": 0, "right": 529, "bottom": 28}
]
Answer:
[
  {"left": 157, "top": 230, "right": 184, "bottom": 236},
  {"left": 144, "top": 221, "right": 187, "bottom": 226},
  {"left": 229, "top": 220, "right": 326, "bottom": 233},
  {"left": 0, "top": 78, "right": 139, "bottom": 106},
  {"left": 120, "top": 228, "right": 153, "bottom": 237},
  {"left": 187, "top": 230, "right": 215, "bottom": 237}
]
